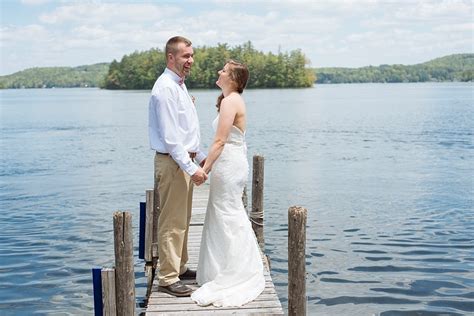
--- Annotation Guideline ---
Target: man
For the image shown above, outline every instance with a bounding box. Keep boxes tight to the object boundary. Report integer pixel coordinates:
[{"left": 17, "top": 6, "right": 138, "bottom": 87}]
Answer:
[{"left": 148, "top": 36, "right": 207, "bottom": 297}]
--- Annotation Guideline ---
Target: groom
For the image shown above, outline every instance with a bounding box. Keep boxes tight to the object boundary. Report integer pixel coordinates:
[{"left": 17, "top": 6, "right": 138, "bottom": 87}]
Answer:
[{"left": 148, "top": 36, "right": 207, "bottom": 297}]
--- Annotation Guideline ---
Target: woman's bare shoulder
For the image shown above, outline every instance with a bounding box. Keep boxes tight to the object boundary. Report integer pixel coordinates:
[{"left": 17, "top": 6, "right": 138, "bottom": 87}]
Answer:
[{"left": 222, "top": 92, "right": 244, "bottom": 106}]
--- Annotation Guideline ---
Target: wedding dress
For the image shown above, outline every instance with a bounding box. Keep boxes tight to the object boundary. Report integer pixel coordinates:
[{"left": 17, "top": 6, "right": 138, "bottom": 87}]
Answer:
[{"left": 191, "top": 115, "right": 265, "bottom": 307}]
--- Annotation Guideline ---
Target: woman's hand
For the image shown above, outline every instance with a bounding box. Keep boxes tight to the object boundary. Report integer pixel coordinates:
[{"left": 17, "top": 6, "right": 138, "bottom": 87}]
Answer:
[{"left": 191, "top": 168, "right": 208, "bottom": 186}]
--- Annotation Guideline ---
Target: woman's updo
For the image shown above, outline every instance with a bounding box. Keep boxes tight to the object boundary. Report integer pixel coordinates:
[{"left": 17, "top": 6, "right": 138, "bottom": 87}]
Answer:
[{"left": 216, "top": 60, "right": 249, "bottom": 112}]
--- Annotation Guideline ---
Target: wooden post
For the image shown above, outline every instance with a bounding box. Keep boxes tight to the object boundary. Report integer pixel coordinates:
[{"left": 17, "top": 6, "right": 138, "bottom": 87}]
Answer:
[
  {"left": 153, "top": 182, "right": 160, "bottom": 250},
  {"left": 144, "top": 189, "right": 155, "bottom": 298},
  {"left": 251, "top": 155, "right": 265, "bottom": 251},
  {"left": 242, "top": 184, "right": 248, "bottom": 213},
  {"left": 113, "top": 211, "right": 135, "bottom": 316},
  {"left": 288, "top": 206, "right": 307, "bottom": 316},
  {"left": 144, "top": 190, "right": 154, "bottom": 262},
  {"left": 101, "top": 268, "right": 117, "bottom": 316}
]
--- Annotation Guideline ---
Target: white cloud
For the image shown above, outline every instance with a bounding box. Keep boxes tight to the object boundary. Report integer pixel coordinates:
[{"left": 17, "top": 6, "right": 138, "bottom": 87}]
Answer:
[
  {"left": 394, "top": 0, "right": 472, "bottom": 20},
  {"left": 269, "top": 0, "right": 379, "bottom": 14},
  {"left": 20, "top": 0, "right": 51, "bottom": 5},
  {"left": 39, "top": 3, "right": 180, "bottom": 24},
  {"left": 434, "top": 23, "right": 474, "bottom": 32},
  {"left": 0, "top": 24, "right": 49, "bottom": 44},
  {"left": 346, "top": 31, "right": 376, "bottom": 43},
  {"left": 1, "top": 0, "right": 472, "bottom": 75}
]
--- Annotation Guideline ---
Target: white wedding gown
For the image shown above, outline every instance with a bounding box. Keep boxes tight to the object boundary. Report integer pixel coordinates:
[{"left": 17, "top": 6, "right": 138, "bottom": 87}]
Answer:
[{"left": 191, "top": 116, "right": 265, "bottom": 307}]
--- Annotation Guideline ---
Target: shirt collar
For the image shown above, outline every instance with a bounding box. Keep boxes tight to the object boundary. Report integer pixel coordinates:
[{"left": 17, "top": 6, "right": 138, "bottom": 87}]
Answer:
[{"left": 165, "top": 68, "right": 184, "bottom": 85}]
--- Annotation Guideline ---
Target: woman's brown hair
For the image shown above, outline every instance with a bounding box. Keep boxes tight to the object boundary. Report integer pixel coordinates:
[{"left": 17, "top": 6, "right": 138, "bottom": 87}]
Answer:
[{"left": 216, "top": 60, "right": 249, "bottom": 112}]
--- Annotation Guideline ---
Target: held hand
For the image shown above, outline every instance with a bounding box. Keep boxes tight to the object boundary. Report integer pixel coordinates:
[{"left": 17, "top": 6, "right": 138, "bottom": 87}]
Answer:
[{"left": 191, "top": 167, "right": 208, "bottom": 186}]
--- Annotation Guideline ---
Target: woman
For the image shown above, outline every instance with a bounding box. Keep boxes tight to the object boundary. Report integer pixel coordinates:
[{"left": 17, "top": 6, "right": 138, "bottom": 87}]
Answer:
[{"left": 191, "top": 60, "right": 265, "bottom": 307}]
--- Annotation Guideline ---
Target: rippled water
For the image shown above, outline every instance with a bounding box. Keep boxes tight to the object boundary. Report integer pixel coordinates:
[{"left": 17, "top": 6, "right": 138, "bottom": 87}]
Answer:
[{"left": 0, "top": 84, "right": 473, "bottom": 315}]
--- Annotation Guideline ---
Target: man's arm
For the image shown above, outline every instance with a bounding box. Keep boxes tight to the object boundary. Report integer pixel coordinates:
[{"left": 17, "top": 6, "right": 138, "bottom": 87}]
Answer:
[{"left": 153, "top": 89, "right": 198, "bottom": 176}]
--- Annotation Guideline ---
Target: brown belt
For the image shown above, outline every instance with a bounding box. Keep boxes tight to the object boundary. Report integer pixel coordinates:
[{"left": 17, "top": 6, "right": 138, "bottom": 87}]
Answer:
[{"left": 156, "top": 151, "right": 197, "bottom": 159}]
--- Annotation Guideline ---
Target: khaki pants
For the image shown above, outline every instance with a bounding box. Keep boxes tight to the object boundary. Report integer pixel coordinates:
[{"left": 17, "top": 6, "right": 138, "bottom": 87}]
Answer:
[{"left": 154, "top": 153, "right": 193, "bottom": 286}]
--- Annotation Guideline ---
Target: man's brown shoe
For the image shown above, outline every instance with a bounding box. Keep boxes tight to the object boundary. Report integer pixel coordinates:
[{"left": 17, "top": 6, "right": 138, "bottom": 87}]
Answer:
[
  {"left": 179, "top": 268, "right": 196, "bottom": 280},
  {"left": 158, "top": 281, "right": 192, "bottom": 297}
]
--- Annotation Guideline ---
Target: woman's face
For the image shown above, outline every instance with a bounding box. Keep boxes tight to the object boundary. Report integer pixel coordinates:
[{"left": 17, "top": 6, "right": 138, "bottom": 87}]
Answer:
[{"left": 216, "top": 63, "right": 233, "bottom": 89}]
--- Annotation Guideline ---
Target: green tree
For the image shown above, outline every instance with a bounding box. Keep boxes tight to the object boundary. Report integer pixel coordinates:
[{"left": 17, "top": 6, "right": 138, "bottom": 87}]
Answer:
[{"left": 100, "top": 41, "right": 315, "bottom": 89}]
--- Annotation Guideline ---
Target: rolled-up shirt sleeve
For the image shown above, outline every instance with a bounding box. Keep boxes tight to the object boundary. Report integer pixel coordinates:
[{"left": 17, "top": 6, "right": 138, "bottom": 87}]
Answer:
[
  {"left": 195, "top": 150, "right": 207, "bottom": 165},
  {"left": 153, "top": 89, "right": 198, "bottom": 176}
]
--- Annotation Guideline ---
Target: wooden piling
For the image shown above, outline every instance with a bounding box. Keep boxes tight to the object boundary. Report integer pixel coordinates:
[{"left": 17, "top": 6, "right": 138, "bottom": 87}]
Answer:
[
  {"left": 101, "top": 268, "right": 117, "bottom": 316},
  {"left": 288, "top": 206, "right": 307, "bottom": 316},
  {"left": 242, "top": 184, "right": 249, "bottom": 212},
  {"left": 151, "top": 186, "right": 160, "bottom": 286},
  {"left": 152, "top": 181, "right": 160, "bottom": 251},
  {"left": 251, "top": 155, "right": 265, "bottom": 251},
  {"left": 113, "top": 211, "right": 135, "bottom": 316},
  {"left": 144, "top": 190, "right": 154, "bottom": 262},
  {"left": 144, "top": 189, "right": 155, "bottom": 298}
]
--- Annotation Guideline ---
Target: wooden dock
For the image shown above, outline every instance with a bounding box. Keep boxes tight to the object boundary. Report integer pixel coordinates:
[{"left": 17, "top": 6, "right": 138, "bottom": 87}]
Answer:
[
  {"left": 92, "top": 155, "right": 306, "bottom": 315},
  {"left": 145, "top": 184, "right": 284, "bottom": 315}
]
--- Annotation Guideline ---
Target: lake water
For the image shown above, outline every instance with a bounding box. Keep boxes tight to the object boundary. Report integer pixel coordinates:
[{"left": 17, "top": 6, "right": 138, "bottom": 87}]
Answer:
[{"left": 0, "top": 83, "right": 473, "bottom": 315}]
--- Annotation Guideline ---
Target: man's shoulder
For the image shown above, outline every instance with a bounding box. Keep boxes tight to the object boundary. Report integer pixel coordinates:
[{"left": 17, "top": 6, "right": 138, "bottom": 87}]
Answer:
[
  {"left": 156, "top": 72, "right": 174, "bottom": 85},
  {"left": 152, "top": 74, "right": 175, "bottom": 94}
]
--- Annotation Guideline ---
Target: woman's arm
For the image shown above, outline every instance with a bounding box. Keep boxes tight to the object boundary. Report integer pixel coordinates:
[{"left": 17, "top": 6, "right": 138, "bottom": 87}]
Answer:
[{"left": 202, "top": 97, "right": 237, "bottom": 173}]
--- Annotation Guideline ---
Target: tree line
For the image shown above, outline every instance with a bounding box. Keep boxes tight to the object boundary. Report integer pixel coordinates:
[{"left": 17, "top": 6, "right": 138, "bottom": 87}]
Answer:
[
  {"left": 102, "top": 41, "right": 315, "bottom": 89},
  {"left": 1, "top": 52, "right": 471, "bottom": 89},
  {"left": 0, "top": 63, "right": 109, "bottom": 89},
  {"left": 314, "top": 54, "right": 473, "bottom": 83}
]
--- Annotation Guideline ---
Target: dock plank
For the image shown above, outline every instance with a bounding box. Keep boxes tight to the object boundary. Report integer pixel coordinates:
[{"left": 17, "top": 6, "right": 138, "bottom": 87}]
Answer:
[{"left": 145, "top": 184, "right": 284, "bottom": 315}]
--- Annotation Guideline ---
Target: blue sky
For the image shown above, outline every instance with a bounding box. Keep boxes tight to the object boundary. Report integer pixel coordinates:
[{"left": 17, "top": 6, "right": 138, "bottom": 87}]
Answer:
[{"left": 0, "top": 0, "right": 472, "bottom": 75}]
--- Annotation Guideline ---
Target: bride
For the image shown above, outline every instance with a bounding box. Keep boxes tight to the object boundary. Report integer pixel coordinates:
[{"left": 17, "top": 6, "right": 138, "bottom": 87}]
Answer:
[{"left": 191, "top": 60, "right": 265, "bottom": 307}]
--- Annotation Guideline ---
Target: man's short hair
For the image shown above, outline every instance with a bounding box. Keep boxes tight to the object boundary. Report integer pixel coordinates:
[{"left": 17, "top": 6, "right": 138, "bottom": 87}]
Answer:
[{"left": 165, "top": 36, "right": 192, "bottom": 57}]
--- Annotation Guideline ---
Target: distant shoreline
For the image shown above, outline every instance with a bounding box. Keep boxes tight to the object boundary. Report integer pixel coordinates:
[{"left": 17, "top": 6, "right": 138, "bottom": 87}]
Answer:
[
  {"left": 1, "top": 81, "right": 472, "bottom": 92},
  {"left": 1, "top": 53, "right": 472, "bottom": 89}
]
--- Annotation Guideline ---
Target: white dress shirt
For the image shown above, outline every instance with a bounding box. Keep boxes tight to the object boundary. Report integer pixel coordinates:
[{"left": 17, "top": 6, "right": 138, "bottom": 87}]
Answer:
[{"left": 148, "top": 68, "right": 206, "bottom": 176}]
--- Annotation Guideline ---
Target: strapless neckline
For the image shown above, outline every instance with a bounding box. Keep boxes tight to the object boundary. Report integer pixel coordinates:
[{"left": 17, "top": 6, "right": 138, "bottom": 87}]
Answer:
[
  {"left": 212, "top": 115, "right": 245, "bottom": 134},
  {"left": 232, "top": 125, "right": 245, "bottom": 135},
  {"left": 212, "top": 115, "right": 246, "bottom": 147}
]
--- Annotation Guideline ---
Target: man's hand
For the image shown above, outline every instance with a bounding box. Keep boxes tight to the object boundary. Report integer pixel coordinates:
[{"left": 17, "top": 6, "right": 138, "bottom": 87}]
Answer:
[{"left": 191, "top": 167, "right": 207, "bottom": 186}]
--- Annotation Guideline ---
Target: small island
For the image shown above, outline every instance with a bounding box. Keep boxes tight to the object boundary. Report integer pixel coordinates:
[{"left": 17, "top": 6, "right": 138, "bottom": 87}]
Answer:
[{"left": 103, "top": 41, "right": 315, "bottom": 89}]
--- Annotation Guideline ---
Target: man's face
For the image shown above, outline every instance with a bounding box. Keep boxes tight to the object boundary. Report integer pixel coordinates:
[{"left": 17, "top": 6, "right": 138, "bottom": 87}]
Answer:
[{"left": 170, "top": 43, "right": 194, "bottom": 78}]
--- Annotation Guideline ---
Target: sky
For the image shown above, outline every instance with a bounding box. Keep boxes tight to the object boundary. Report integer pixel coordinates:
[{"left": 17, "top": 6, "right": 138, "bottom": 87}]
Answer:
[{"left": 0, "top": 0, "right": 472, "bottom": 75}]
